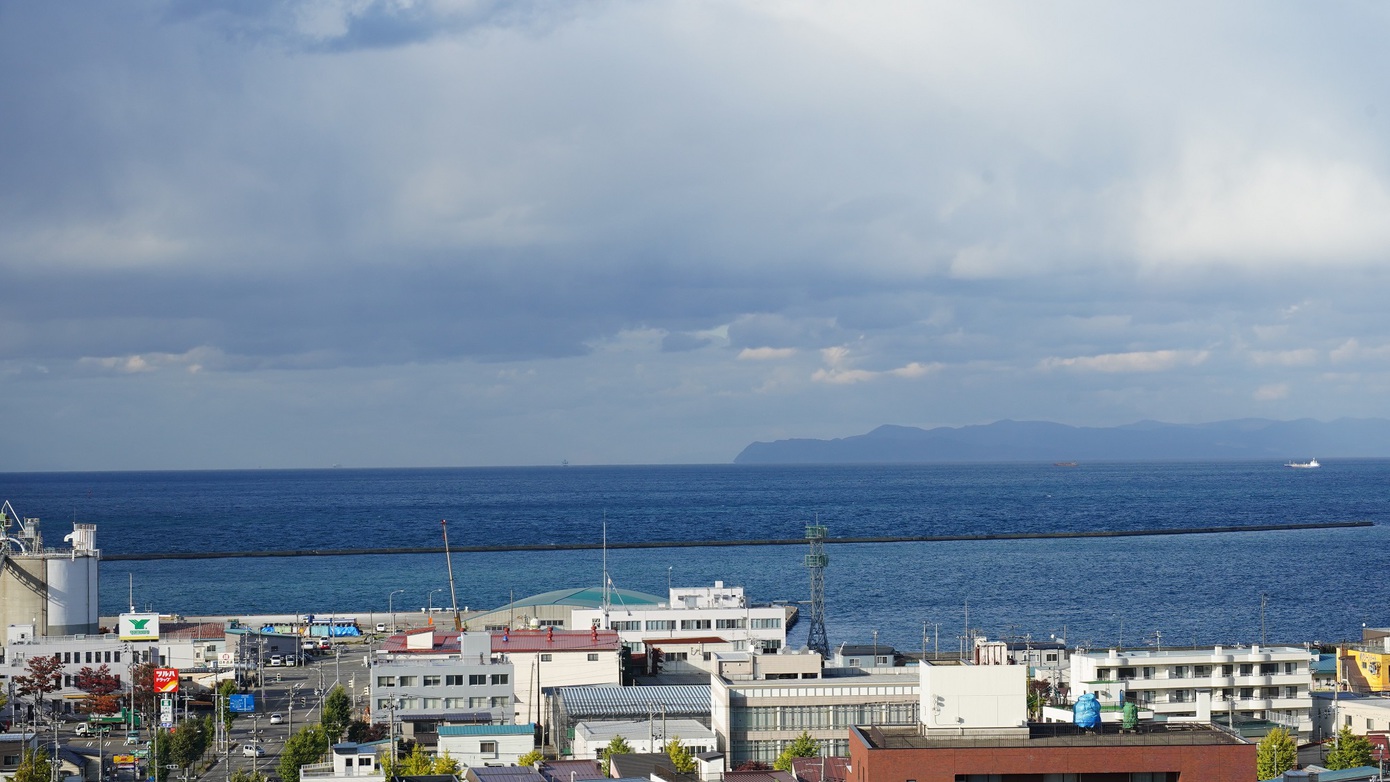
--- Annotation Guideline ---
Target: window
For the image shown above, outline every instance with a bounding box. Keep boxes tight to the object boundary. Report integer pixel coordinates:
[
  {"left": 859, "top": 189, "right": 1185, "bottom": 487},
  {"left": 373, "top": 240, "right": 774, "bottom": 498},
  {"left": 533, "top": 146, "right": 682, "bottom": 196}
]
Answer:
[
  {"left": 1118, "top": 667, "right": 1136, "bottom": 680},
  {"left": 1260, "top": 663, "right": 1278, "bottom": 675},
  {"left": 114, "top": 651, "right": 121, "bottom": 663},
  {"left": 1142, "top": 667, "right": 1155, "bottom": 680},
  {"left": 587, "top": 653, "right": 599, "bottom": 662},
  {"left": 751, "top": 618, "right": 781, "bottom": 629},
  {"left": 468, "top": 674, "right": 486, "bottom": 686},
  {"left": 1221, "top": 664, "right": 1233, "bottom": 676},
  {"left": 485, "top": 625, "right": 508, "bottom": 632},
  {"left": 398, "top": 676, "right": 417, "bottom": 687},
  {"left": 612, "top": 621, "right": 641, "bottom": 632},
  {"left": 490, "top": 674, "right": 508, "bottom": 685},
  {"left": 1193, "top": 665, "right": 1212, "bottom": 677},
  {"left": 445, "top": 675, "right": 464, "bottom": 686},
  {"left": 376, "top": 676, "right": 396, "bottom": 688},
  {"left": 680, "top": 619, "right": 711, "bottom": 630},
  {"left": 357, "top": 758, "right": 373, "bottom": 768},
  {"left": 469, "top": 697, "right": 487, "bottom": 708},
  {"left": 480, "top": 741, "right": 498, "bottom": 756},
  {"left": 104, "top": 651, "right": 112, "bottom": 663},
  {"left": 1284, "top": 687, "right": 1298, "bottom": 699},
  {"left": 423, "top": 675, "right": 441, "bottom": 687},
  {"left": 421, "top": 698, "right": 441, "bottom": 709},
  {"left": 538, "top": 619, "right": 564, "bottom": 627},
  {"left": 540, "top": 654, "right": 553, "bottom": 662},
  {"left": 1172, "top": 666, "right": 1188, "bottom": 679},
  {"left": 716, "top": 619, "right": 745, "bottom": 630},
  {"left": 1284, "top": 662, "right": 1297, "bottom": 675},
  {"left": 376, "top": 699, "right": 392, "bottom": 710},
  {"left": 1240, "top": 688, "right": 1254, "bottom": 699},
  {"left": 1239, "top": 664, "right": 1253, "bottom": 676},
  {"left": 1045, "top": 652, "right": 1058, "bottom": 663},
  {"left": 490, "top": 696, "right": 508, "bottom": 708},
  {"left": 86, "top": 651, "right": 93, "bottom": 663},
  {"left": 667, "top": 652, "right": 688, "bottom": 662},
  {"left": 646, "top": 620, "right": 675, "bottom": 631}
]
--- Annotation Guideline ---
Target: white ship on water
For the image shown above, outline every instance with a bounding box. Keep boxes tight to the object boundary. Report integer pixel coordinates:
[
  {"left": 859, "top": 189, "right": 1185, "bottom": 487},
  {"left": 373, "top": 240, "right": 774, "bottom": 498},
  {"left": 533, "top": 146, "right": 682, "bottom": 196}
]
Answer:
[{"left": 1285, "top": 458, "right": 1320, "bottom": 469}]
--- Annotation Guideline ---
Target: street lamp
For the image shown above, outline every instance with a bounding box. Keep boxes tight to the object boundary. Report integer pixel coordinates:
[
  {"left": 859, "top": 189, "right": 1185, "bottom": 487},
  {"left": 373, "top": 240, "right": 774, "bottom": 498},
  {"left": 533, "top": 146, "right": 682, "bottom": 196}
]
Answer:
[
  {"left": 428, "top": 589, "right": 443, "bottom": 612},
  {"left": 388, "top": 590, "right": 405, "bottom": 631}
]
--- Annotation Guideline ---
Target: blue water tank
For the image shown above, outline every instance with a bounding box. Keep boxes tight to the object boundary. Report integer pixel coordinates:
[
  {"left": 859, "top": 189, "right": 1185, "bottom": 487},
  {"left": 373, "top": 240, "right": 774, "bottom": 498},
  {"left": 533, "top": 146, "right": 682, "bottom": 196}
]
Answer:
[{"left": 1073, "top": 692, "right": 1101, "bottom": 729}]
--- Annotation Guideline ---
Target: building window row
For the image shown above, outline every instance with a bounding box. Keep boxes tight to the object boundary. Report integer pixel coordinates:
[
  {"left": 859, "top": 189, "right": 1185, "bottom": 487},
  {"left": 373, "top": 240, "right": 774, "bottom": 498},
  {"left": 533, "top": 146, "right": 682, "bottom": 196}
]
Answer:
[
  {"left": 57, "top": 650, "right": 121, "bottom": 665},
  {"left": 378, "top": 673, "right": 509, "bottom": 687},
  {"left": 731, "top": 702, "right": 918, "bottom": 731},
  {"left": 376, "top": 696, "right": 509, "bottom": 711},
  {"left": 750, "top": 618, "right": 782, "bottom": 629}
]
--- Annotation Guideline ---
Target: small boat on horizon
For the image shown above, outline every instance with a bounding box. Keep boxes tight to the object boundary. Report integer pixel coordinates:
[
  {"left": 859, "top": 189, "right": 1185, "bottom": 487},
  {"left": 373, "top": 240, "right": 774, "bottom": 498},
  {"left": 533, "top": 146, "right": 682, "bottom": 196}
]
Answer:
[
  {"left": 1053, "top": 461, "right": 1079, "bottom": 467},
  {"left": 1285, "top": 458, "right": 1320, "bottom": 469}
]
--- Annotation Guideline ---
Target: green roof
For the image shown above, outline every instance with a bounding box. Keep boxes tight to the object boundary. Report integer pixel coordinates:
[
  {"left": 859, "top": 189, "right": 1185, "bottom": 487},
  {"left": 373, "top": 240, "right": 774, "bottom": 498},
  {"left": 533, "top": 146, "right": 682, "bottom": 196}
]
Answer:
[{"left": 494, "top": 586, "right": 664, "bottom": 611}]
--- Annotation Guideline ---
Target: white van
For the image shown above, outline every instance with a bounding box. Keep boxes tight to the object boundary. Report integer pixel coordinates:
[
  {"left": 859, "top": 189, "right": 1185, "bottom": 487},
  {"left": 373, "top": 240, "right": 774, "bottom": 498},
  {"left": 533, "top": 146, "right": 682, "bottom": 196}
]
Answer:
[{"left": 268, "top": 655, "right": 283, "bottom": 667}]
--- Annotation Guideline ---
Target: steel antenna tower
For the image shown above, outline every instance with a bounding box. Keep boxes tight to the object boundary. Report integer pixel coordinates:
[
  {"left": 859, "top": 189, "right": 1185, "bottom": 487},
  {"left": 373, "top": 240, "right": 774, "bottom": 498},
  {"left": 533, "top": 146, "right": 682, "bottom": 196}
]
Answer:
[{"left": 804, "top": 521, "right": 829, "bottom": 656}]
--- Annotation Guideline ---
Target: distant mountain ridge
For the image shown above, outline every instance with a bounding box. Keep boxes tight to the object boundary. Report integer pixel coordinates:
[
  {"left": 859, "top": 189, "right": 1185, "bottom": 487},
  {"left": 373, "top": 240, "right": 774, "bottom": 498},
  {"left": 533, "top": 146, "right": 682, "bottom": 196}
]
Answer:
[{"left": 732, "top": 418, "right": 1390, "bottom": 464}]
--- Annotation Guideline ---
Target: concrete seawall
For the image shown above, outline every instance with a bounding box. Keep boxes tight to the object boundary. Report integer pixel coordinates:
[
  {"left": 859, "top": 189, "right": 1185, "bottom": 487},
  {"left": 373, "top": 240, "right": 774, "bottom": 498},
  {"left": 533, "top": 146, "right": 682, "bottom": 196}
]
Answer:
[{"left": 101, "top": 520, "right": 1373, "bottom": 561}]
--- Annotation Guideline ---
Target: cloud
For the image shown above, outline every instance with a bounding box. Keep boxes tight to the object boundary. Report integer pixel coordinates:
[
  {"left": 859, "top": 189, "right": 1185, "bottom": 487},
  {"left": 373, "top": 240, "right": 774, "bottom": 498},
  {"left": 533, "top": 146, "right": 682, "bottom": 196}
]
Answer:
[
  {"left": 811, "top": 346, "right": 942, "bottom": 385},
  {"left": 1037, "top": 350, "right": 1211, "bottom": 373},
  {"left": 738, "top": 347, "right": 798, "bottom": 361},
  {"left": 1254, "top": 383, "right": 1289, "bottom": 401}
]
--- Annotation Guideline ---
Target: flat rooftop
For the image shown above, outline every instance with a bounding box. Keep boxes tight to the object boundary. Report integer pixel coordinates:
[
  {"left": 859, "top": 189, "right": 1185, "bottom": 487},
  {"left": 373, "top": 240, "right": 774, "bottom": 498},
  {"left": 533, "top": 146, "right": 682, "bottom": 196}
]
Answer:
[{"left": 857, "top": 722, "right": 1248, "bottom": 750}]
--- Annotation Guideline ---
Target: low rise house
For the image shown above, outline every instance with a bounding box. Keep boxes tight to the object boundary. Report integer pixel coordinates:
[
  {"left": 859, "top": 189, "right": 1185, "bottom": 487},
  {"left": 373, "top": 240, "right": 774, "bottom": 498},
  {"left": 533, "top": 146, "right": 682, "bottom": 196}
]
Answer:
[
  {"left": 298, "top": 740, "right": 389, "bottom": 782},
  {"left": 492, "top": 628, "right": 621, "bottom": 725},
  {"left": 436, "top": 724, "right": 535, "bottom": 768},
  {"left": 545, "top": 685, "right": 711, "bottom": 758},
  {"left": 571, "top": 719, "right": 716, "bottom": 759}
]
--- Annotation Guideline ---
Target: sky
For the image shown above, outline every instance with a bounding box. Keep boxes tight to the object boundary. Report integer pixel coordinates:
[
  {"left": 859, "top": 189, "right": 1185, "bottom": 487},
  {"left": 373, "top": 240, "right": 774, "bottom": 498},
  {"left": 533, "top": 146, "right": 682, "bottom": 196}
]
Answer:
[{"left": 3, "top": 1, "right": 1390, "bottom": 471}]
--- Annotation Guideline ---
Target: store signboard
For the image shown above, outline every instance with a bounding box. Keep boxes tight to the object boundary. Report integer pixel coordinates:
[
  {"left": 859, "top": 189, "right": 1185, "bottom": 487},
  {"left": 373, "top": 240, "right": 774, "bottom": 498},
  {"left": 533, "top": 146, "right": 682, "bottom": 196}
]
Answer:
[{"left": 119, "top": 613, "right": 160, "bottom": 642}]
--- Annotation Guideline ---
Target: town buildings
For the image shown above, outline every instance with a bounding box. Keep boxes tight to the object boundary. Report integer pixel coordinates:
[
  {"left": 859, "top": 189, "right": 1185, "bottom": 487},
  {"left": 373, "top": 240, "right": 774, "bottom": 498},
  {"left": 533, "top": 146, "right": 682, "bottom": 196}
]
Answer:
[
  {"left": 370, "top": 628, "right": 515, "bottom": 733},
  {"left": 846, "top": 661, "right": 1255, "bottom": 782},
  {"left": 570, "top": 583, "right": 790, "bottom": 657},
  {"left": 709, "top": 651, "right": 920, "bottom": 765},
  {"left": 1070, "top": 644, "right": 1315, "bottom": 738}
]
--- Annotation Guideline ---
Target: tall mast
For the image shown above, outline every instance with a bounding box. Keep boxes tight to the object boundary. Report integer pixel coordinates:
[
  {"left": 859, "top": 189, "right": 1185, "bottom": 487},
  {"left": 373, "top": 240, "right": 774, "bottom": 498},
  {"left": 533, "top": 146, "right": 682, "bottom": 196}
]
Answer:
[
  {"left": 601, "top": 515, "right": 609, "bottom": 629},
  {"left": 441, "top": 519, "right": 462, "bottom": 632}
]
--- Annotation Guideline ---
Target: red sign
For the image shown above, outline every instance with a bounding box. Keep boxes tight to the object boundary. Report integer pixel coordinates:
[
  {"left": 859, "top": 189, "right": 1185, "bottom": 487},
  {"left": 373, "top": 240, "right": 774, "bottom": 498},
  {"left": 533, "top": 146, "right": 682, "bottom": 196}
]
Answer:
[{"left": 153, "top": 668, "right": 179, "bottom": 693}]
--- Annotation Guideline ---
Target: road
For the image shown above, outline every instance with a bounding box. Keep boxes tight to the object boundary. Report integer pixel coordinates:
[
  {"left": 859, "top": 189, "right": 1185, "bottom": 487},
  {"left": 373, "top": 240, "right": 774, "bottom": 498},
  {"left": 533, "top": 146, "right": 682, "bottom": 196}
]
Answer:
[{"left": 53, "top": 644, "right": 368, "bottom": 782}]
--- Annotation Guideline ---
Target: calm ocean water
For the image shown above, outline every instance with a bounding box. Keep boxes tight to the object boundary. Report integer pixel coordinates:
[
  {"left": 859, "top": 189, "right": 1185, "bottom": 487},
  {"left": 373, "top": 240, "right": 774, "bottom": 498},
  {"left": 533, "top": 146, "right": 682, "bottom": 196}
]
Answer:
[{"left": 1, "top": 461, "right": 1386, "bottom": 652}]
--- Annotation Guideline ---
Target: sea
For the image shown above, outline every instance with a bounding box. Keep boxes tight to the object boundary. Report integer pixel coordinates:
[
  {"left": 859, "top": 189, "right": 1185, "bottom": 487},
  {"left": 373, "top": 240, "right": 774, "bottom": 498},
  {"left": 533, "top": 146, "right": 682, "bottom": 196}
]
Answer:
[{"left": 1, "top": 461, "right": 1386, "bottom": 654}]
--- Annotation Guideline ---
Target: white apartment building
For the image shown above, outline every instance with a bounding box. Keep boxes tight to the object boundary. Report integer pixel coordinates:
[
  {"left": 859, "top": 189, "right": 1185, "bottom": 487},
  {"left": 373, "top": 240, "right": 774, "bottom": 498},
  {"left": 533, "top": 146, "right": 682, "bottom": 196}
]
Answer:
[
  {"left": 1, "top": 626, "right": 158, "bottom": 717},
  {"left": 1071, "top": 644, "right": 1314, "bottom": 738},
  {"left": 571, "top": 582, "right": 788, "bottom": 660},
  {"left": 371, "top": 628, "right": 515, "bottom": 731},
  {"left": 492, "top": 628, "right": 622, "bottom": 726}
]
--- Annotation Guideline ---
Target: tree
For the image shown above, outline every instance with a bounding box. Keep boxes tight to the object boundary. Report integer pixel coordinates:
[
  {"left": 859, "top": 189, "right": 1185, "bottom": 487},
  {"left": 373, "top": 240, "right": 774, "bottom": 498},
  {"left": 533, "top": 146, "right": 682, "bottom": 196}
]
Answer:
[
  {"left": 664, "top": 737, "right": 697, "bottom": 774},
  {"left": 773, "top": 732, "right": 820, "bottom": 772},
  {"left": 129, "top": 661, "right": 159, "bottom": 718},
  {"left": 14, "top": 654, "right": 63, "bottom": 721},
  {"left": 517, "top": 750, "right": 544, "bottom": 767},
  {"left": 600, "top": 735, "right": 633, "bottom": 776},
  {"left": 381, "top": 744, "right": 461, "bottom": 778},
  {"left": 321, "top": 685, "right": 352, "bottom": 742},
  {"left": 346, "top": 720, "right": 387, "bottom": 744},
  {"left": 229, "top": 771, "right": 269, "bottom": 782},
  {"left": 217, "top": 679, "right": 239, "bottom": 732},
  {"left": 1027, "top": 680, "right": 1052, "bottom": 720},
  {"left": 12, "top": 748, "right": 53, "bottom": 782},
  {"left": 169, "top": 716, "right": 212, "bottom": 769},
  {"left": 76, "top": 664, "right": 123, "bottom": 716},
  {"left": 279, "top": 724, "right": 331, "bottom": 782},
  {"left": 1325, "top": 727, "right": 1375, "bottom": 770},
  {"left": 1256, "top": 727, "right": 1297, "bottom": 780}
]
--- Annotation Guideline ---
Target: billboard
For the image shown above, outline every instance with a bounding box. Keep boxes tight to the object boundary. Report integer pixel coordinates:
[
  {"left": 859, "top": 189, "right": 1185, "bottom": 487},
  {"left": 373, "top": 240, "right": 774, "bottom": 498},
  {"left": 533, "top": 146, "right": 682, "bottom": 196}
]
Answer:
[
  {"left": 228, "top": 694, "right": 255, "bottom": 713},
  {"left": 153, "top": 668, "right": 179, "bottom": 693},
  {"left": 119, "top": 613, "right": 160, "bottom": 642}
]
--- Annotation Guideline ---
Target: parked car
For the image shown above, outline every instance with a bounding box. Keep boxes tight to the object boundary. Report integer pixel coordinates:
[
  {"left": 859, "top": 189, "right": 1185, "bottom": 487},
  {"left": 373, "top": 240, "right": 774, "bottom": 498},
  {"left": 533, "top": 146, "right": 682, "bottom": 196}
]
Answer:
[
  {"left": 242, "top": 744, "right": 264, "bottom": 757},
  {"left": 268, "top": 655, "right": 283, "bottom": 667},
  {"left": 375, "top": 623, "right": 387, "bottom": 632},
  {"left": 269, "top": 713, "right": 283, "bottom": 725}
]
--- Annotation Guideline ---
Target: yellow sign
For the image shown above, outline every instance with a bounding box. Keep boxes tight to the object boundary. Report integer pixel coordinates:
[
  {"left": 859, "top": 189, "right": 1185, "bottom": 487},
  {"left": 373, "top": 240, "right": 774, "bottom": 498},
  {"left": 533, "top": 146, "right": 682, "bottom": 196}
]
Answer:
[{"left": 113, "top": 755, "right": 138, "bottom": 766}]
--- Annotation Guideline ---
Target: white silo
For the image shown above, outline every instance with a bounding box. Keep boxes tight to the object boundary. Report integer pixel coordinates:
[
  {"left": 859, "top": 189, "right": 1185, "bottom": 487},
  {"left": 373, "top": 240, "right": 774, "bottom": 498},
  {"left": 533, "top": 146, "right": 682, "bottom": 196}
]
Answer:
[{"left": 1, "top": 503, "right": 101, "bottom": 636}]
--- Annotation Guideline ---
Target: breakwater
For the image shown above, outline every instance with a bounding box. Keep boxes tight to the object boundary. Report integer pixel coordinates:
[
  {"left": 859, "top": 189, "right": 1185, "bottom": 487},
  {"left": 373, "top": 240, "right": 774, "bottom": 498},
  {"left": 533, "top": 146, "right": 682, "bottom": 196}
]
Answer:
[{"left": 101, "top": 519, "right": 1372, "bottom": 561}]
